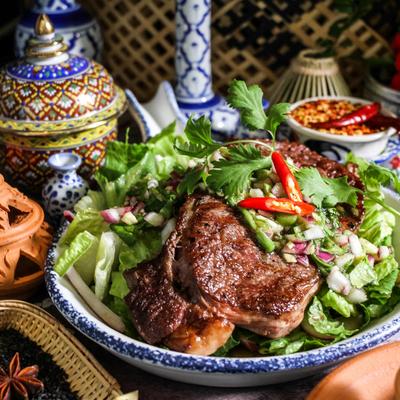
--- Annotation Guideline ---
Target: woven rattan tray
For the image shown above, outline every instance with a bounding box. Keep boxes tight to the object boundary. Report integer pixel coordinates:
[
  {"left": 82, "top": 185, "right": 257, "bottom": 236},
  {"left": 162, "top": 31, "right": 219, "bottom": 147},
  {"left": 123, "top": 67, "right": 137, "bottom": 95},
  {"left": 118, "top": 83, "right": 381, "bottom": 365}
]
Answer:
[{"left": 0, "top": 300, "right": 124, "bottom": 399}]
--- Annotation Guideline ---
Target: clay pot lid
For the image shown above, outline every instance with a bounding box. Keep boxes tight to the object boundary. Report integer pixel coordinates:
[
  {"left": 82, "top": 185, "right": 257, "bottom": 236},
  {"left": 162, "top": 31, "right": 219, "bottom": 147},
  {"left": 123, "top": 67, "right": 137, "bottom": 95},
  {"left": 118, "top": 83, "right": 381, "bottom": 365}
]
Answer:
[
  {"left": 0, "top": 14, "right": 126, "bottom": 137},
  {"left": 307, "top": 341, "right": 400, "bottom": 400},
  {"left": 0, "top": 174, "right": 52, "bottom": 297}
]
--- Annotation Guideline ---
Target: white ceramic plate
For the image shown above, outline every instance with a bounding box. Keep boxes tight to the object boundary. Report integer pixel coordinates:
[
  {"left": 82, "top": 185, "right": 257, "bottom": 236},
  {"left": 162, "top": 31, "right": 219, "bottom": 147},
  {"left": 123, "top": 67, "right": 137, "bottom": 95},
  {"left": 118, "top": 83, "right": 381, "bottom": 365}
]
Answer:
[
  {"left": 45, "top": 188, "right": 400, "bottom": 388},
  {"left": 286, "top": 96, "right": 397, "bottom": 159}
]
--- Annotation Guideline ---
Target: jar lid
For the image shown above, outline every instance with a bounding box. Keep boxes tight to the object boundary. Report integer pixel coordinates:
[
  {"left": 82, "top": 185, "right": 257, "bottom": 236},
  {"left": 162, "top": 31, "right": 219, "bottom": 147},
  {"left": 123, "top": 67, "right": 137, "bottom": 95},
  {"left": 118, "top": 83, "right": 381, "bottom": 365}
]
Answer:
[{"left": 0, "top": 14, "right": 126, "bottom": 137}]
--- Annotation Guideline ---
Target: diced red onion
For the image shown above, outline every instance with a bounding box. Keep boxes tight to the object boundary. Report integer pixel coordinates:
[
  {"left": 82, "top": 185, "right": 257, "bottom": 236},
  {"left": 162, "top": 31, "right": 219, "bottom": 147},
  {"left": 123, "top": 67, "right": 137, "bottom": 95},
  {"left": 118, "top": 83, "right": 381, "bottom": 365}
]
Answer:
[
  {"left": 296, "top": 254, "right": 309, "bottom": 266},
  {"left": 132, "top": 201, "right": 145, "bottom": 214},
  {"left": 116, "top": 206, "right": 132, "bottom": 217},
  {"left": 327, "top": 266, "right": 351, "bottom": 295},
  {"left": 283, "top": 241, "right": 307, "bottom": 254},
  {"left": 128, "top": 196, "right": 137, "bottom": 207},
  {"left": 316, "top": 250, "right": 334, "bottom": 263},
  {"left": 249, "top": 188, "right": 264, "bottom": 198},
  {"left": 258, "top": 210, "right": 273, "bottom": 218},
  {"left": 121, "top": 211, "right": 138, "bottom": 225},
  {"left": 378, "top": 246, "right": 391, "bottom": 260},
  {"left": 346, "top": 288, "right": 367, "bottom": 304},
  {"left": 367, "top": 255, "right": 375, "bottom": 266},
  {"left": 63, "top": 210, "right": 75, "bottom": 222},
  {"left": 282, "top": 253, "right": 297, "bottom": 263},
  {"left": 100, "top": 208, "right": 120, "bottom": 224},
  {"left": 349, "top": 234, "right": 363, "bottom": 258},
  {"left": 302, "top": 214, "right": 315, "bottom": 224},
  {"left": 303, "top": 226, "right": 325, "bottom": 241}
]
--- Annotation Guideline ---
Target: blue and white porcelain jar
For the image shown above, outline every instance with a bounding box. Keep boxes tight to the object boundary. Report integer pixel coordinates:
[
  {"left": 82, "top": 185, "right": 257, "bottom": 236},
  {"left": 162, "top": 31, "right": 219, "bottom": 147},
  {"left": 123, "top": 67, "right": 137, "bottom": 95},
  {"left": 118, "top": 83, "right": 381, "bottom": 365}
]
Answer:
[
  {"left": 15, "top": 0, "right": 103, "bottom": 61},
  {"left": 175, "top": 0, "right": 240, "bottom": 138},
  {"left": 42, "top": 153, "right": 88, "bottom": 219}
]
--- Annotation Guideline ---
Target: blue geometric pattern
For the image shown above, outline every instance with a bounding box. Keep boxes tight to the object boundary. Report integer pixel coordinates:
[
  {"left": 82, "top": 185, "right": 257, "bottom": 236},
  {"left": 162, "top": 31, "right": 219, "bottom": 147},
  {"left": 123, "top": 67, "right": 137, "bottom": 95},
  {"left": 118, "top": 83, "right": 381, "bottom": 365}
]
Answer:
[
  {"left": 7, "top": 55, "right": 90, "bottom": 81},
  {"left": 175, "top": 0, "right": 213, "bottom": 102}
]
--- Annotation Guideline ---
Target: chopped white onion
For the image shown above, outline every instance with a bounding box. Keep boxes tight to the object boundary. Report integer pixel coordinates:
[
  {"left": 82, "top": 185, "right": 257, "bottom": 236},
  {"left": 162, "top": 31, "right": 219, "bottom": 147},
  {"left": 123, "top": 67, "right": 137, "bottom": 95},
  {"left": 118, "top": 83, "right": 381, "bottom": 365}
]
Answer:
[
  {"left": 359, "top": 238, "right": 378, "bottom": 255},
  {"left": 161, "top": 218, "right": 176, "bottom": 244},
  {"left": 271, "top": 182, "right": 285, "bottom": 197},
  {"left": 378, "top": 246, "right": 391, "bottom": 260},
  {"left": 303, "top": 226, "right": 325, "bottom": 241},
  {"left": 144, "top": 212, "right": 165, "bottom": 227},
  {"left": 147, "top": 179, "right": 159, "bottom": 189},
  {"left": 335, "top": 234, "right": 349, "bottom": 246},
  {"left": 121, "top": 212, "right": 138, "bottom": 225},
  {"left": 100, "top": 208, "right": 120, "bottom": 224},
  {"left": 188, "top": 159, "right": 197, "bottom": 168},
  {"left": 66, "top": 267, "right": 125, "bottom": 332},
  {"left": 327, "top": 266, "right": 352, "bottom": 295},
  {"left": 349, "top": 234, "right": 363, "bottom": 258},
  {"left": 283, "top": 253, "right": 297, "bottom": 263},
  {"left": 249, "top": 188, "right": 264, "bottom": 198},
  {"left": 335, "top": 253, "right": 354, "bottom": 269},
  {"left": 346, "top": 287, "right": 368, "bottom": 304},
  {"left": 211, "top": 150, "right": 224, "bottom": 161}
]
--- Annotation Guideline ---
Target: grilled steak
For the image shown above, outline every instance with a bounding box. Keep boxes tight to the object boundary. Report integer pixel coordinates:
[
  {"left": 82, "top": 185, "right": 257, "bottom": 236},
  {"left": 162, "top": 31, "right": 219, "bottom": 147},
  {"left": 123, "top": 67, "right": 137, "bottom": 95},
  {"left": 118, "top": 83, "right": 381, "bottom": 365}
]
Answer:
[
  {"left": 164, "top": 195, "right": 320, "bottom": 338},
  {"left": 125, "top": 261, "right": 234, "bottom": 353},
  {"left": 124, "top": 141, "right": 364, "bottom": 354}
]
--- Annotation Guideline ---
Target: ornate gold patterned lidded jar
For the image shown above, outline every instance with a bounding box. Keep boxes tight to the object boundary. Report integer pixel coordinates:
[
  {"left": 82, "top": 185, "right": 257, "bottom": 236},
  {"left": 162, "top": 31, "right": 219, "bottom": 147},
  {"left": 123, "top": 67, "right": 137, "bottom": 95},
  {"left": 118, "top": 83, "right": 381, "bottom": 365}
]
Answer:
[{"left": 0, "top": 14, "right": 126, "bottom": 192}]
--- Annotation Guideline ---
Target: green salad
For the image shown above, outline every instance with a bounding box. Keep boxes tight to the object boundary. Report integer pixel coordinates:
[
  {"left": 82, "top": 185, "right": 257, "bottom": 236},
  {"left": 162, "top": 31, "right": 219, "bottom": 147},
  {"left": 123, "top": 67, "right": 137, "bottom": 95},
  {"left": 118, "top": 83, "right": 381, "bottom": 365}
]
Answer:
[{"left": 55, "top": 80, "right": 400, "bottom": 356}]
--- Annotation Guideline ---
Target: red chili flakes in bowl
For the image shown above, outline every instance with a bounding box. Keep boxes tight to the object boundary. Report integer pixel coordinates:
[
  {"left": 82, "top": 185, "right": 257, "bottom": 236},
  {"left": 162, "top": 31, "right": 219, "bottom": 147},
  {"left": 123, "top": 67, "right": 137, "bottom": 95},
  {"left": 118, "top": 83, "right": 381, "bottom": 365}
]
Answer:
[{"left": 290, "top": 100, "right": 379, "bottom": 136}]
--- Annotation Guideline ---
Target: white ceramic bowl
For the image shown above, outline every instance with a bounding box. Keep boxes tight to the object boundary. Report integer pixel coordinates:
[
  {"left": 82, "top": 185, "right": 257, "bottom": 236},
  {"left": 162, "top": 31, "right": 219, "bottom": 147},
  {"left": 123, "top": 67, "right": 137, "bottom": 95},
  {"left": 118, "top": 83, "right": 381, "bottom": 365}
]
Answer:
[
  {"left": 45, "top": 189, "right": 400, "bottom": 388},
  {"left": 286, "top": 96, "right": 397, "bottom": 160}
]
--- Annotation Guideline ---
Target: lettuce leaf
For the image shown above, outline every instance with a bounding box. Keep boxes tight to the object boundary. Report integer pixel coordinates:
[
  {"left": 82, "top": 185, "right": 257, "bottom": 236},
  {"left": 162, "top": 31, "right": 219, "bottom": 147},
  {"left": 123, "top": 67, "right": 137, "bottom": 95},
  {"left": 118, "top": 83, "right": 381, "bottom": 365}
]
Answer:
[
  {"left": 109, "top": 271, "right": 130, "bottom": 299},
  {"left": 60, "top": 209, "right": 108, "bottom": 246},
  {"left": 304, "top": 297, "right": 356, "bottom": 339},
  {"left": 74, "top": 235, "right": 99, "bottom": 285},
  {"left": 94, "top": 232, "right": 121, "bottom": 301},
  {"left": 118, "top": 230, "right": 162, "bottom": 271},
  {"left": 367, "top": 269, "right": 399, "bottom": 304},
  {"left": 74, "top": 190, "right": 106, "bottom": 213},
  {"left": 320, "top": 289, "right": 357, "bottom": 318},
  {"left": 55, "top": 231, "right": 96, "bottom": 276},
  {"left": 213, "top": 335, "right": 240, "bottom": 357},
  {"left": 258, "top": 329, "right": 329, "bottom": 355},
  {"left": 349, "top": 258, "right": 377, "bottom": 289}
]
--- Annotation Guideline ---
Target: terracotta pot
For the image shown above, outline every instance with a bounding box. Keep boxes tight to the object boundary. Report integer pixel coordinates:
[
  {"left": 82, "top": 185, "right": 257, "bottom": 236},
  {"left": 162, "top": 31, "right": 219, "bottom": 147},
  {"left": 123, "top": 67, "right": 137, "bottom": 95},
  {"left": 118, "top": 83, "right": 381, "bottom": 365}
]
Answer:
[{"left": 0, "top": 174, "right": 52, "bottom": 299}]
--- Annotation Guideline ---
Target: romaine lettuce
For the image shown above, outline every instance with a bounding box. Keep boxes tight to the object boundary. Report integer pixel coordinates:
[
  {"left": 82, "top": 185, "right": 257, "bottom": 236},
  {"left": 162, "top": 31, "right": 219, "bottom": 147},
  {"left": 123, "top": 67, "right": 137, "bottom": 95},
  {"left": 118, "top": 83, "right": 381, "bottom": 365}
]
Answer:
[
  {"left": 320, "top": 289, "right": 357, "bottom": 318},
  {"left": 349, "top": 258, "right": 377, "bottom": 289}
]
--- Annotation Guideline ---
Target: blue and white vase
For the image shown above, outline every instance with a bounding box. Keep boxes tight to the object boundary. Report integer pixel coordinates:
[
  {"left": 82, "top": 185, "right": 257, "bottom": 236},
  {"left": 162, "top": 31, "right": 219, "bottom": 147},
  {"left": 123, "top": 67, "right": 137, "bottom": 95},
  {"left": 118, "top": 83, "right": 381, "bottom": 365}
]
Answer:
[
  {"left": 15, "top": 0, "right": 103, "bottom": 61},
  {"left": 42, "top": 153, "right": 88, "bottom": 219},
  {"left": 175, "top": 0, "right": 240, "bottom": 138}
]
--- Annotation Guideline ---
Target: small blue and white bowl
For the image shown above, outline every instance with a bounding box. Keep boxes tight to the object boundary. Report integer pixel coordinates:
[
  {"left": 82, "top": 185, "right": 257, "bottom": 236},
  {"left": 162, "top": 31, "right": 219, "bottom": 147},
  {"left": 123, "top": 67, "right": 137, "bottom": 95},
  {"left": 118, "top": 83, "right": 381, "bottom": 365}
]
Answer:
[{"left": 45, "top": 188, "right": 400, "bottom": 387}]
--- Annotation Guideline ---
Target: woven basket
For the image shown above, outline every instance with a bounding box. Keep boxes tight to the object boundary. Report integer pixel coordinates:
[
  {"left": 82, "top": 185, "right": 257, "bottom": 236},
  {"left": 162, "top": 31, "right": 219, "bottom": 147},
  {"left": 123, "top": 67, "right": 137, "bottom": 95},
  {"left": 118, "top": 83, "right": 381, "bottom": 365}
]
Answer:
[{"left": 0, "top": 300, "right": 124, "bottom": 400}]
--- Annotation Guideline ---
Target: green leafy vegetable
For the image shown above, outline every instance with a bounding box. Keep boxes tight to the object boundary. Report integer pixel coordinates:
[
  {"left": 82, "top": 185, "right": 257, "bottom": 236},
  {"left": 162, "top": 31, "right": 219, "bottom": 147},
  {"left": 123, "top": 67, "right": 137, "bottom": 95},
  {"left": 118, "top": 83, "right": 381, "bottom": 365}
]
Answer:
[
  {"left": 74, "top": 190, "right": 106, "bottom": 213},
  {"left": 320, "top": 289, "right": 357, "bottom": 318},
  {"left": 207, "top": 145, "right": 271, "bottom": 203},
  {"left": 177, "top": 168, "right": 206, "bottom": 196},
  {"left": 94, "top": 232, "right": 121, "bottom": 301},
  {"left": 295, "top": 167, "right": 358, "bottom": 208},
  {"left": 227, "top": 80, "right": 290, "bottom": 143},
  {"left": 367, "top": 269, "right": 399, "bottom": 304},
  {"left": 55, "top": 231, "right": 96, "bottom": 276},
  {"left": 259, "top": 329, "right": 329, "bottom": 355},
  {"left": 74, "top": 235, "right": 99, "bottom": 285},
  {"left": 109, "top": 271, "right": 130, "bottom": 299},
  {"left": 304, "top": 297, "right": 356, "bottom": 339},
  {"left": 60, "top": 210, "right": 107, "bottom": 246},
  {"left": 213, "top": 335, "right": 240, "bottom": 357},
  {"left": 349, "top": 258, "right": 377, "bottom": 289}
]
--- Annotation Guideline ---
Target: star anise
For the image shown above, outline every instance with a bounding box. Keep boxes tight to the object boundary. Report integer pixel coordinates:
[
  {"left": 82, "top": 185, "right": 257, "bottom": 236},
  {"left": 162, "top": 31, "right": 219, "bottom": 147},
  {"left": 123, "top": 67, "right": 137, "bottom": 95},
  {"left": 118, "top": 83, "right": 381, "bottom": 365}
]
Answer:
[{"left": 0, "top": 353, "right": 44, "bottom": 400}]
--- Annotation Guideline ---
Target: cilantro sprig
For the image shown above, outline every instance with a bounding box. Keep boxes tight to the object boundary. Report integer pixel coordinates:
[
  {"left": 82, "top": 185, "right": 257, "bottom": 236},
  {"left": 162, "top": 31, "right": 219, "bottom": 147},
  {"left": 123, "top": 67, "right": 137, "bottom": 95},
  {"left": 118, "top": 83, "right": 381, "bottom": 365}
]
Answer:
[{"left": 174, "top": 80, "right": 290, "bottom": 203}]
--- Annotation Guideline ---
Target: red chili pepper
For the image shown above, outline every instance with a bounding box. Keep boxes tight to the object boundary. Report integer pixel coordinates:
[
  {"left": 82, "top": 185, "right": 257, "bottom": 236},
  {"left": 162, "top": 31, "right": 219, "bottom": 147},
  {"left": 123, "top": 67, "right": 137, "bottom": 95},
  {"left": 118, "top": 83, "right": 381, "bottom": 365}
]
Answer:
[
  {"left": 238, "top": 197, "right": 315, "bottom": 216},
  {"left": 271, "top": 151, "right": 303, "bottom": 202},
  {"left": 366, "top": 113, "right": 400, "bottom": 133},
  {"left": 311, "top": 102, "right": 381, "bottom": 129},
  {"left": 391, "top": 72, "right": 400, "bottom": 91}
]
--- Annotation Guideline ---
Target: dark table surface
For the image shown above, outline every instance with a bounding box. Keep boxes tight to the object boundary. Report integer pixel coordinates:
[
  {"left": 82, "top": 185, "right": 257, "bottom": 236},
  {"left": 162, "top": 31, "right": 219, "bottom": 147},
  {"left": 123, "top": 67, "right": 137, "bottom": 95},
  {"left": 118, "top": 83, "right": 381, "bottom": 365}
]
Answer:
[{"left": 32, "top": 285, "right": 327, "bottom": 400}]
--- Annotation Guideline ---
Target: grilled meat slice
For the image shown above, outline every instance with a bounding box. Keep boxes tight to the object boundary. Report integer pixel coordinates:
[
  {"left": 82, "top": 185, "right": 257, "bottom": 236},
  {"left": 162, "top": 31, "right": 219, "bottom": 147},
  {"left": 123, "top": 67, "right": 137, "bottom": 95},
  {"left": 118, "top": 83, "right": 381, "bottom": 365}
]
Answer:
[
  {"left": 164, "top": 195, "right": 321, "bottom": 338},
  {"left": 124, "top": 263, "right": 234, "bottom": 354}
]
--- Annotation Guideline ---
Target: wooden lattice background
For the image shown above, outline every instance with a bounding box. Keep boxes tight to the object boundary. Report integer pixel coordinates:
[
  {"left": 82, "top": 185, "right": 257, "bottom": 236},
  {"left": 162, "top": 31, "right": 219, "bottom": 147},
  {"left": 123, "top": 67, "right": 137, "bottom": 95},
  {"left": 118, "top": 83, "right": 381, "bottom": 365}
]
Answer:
[{"left": 82, "top": 0, "right": 399, "bottom": 102}]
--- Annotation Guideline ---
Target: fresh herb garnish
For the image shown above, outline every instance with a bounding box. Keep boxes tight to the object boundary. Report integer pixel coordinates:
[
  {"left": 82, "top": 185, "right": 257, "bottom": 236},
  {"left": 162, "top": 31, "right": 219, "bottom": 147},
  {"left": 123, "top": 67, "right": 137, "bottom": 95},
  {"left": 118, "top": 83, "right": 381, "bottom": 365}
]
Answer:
[
  {"left": 207, "top": 145, "right": 272, "bottom": 203},
  {"left": 295, "top": 167, "right": 358, "bottom": 208},
  {"left": 174, "top": 80, "right": 289, "bottom": 201},
  {"left": 227, "top": 79, "right": 290, "bottom": 146}
]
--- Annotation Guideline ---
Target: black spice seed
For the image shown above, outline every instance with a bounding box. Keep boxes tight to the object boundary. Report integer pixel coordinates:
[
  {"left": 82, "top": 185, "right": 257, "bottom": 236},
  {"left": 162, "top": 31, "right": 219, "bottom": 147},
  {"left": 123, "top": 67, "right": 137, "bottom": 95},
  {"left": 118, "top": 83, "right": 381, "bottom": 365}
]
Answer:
[{"left": 0, "top": 329, "right": 78, "bottom": 400}]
